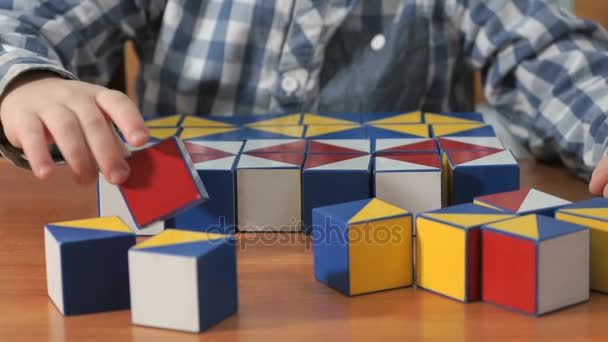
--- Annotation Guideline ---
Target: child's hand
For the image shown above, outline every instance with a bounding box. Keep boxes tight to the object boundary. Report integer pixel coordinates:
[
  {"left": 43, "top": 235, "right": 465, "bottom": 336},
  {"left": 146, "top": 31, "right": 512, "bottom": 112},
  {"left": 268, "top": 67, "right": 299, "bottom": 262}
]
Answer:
[
  {"left": 589, "top": 155, "right": 608, "bottom": 197},
  {"left": 0, "top": 71, "right": 149, "bottom": 184}
]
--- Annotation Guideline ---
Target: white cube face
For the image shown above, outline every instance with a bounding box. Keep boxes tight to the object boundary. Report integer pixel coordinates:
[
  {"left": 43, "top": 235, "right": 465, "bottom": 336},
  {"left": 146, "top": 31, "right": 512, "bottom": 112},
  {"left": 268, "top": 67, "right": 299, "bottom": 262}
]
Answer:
[
  {"left": 375, "top": 171, "right": 442, "bottom": 214},
  {"left": 237, "top": 169, "right": 302, "bottom": 231},
  {"left": 44, "top": 229, "right": 64, "bottom": 314},
  {"left": 129, "top": 252, "right": 200, "bottom": 332},
  {"left": 538, "top": 230, "right": 590, "bottom": 314},
  {"left": 98, "top": 176, "right": 165, "bottom": 236}
]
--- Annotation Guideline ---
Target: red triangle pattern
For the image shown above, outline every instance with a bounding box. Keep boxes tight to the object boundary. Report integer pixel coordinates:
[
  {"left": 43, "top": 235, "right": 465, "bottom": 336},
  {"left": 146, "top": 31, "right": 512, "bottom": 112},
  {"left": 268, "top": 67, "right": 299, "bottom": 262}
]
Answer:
[
  {"left": 379, "top": 140, "right": 438, "bottom": 153},
  {"left": 245, "top": 152, "right": 305, "bottom": 166},
  {"left": 190, "top": 154, "right": 233, "bottom": 164},
  {"left": 380, "top": 153, "right": 441, "bottom": 169},
  {"left": 247, "top": 140, "right": 307, "bottom": 153},
  {"left": 476, "top": 188, "right": 531, "bottom": 213},
  {"left": 438, "top": 138, "right": 502, "bottom": 152},
  {"left": 304, "top": 153, "right": 363, "bottom": 169},
  {"left": 448, "top": 149, "right": 503, "bottom": 166},
  {"left": 184, "top": 142, "right": 234, "bottom": 157},
  {"left": 308, "top": 141, "right": 365, "bottom": 154}
]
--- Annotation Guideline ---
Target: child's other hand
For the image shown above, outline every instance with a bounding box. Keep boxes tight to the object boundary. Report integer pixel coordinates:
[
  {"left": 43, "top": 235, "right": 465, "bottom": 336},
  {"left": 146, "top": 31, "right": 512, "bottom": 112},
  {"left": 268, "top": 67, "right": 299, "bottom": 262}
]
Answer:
[
  {"left": 0, "top": 72, "right": 149, "bottom": 184},
  {"left": 590, "top": 155, "right": 608, "bottom": 197}
]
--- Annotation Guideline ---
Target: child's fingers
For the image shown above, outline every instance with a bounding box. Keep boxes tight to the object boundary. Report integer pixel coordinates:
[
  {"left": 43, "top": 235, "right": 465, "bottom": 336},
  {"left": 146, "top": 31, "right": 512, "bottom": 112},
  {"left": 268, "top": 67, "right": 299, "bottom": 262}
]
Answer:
[
  {"left": 590, "top": 158, "right": 608, "bottom": 195},
  {"left": 12, "top": 113, "right": 54, "bottom": 179},
  {"left": 95, "top": 89, "right": 149, "bottom": 147},
  {"left": 39, "top": 106, "right": 98, "bottom": 184},
  {"left": 68, "top": 100, "right": 131, "bottom": 185}
]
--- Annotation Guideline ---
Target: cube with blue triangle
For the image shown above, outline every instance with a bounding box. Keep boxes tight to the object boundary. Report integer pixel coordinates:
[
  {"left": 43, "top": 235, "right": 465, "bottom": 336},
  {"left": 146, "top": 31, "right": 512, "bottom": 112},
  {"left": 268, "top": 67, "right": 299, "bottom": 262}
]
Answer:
[
  {"left": 416, "top": 204, "right": 514, "bottom": 302},
  {"left": 302, "top": 113, "right": 362, "bottom": 125},
  {"left": 44, "top": 217, "right": 136, "bottom": 315},
  {"left": 423, "top": 112, "right": 485, "bottom": 124},
  {"left": 305, "top": 124, "right": 368, "bottom": 139},
  {"left": 302, "top": 153, "right": 372, "bottom": 234},
  {"left": 556, "top": 198, "right": 608, "bottom": 293},
  {"left": 474, "top": 188, "right": 571, "bottom": 217},
  {"left": 129, "top": 229, "right": 237, "bottom": 332},
  {"left": 207, "top": 112, "right": 302, "bottom": 126},
  {"left": 431, "top": 124, "right": 495, "bottom": 137},
  {"left": 366, "top": 124, "right": 430, "bottom": 139},
  {"left": 442, "top": 149, "right": 519, "bottom": 205},
  {"left": 240, "top": 125, "right": 305, "bottom": 139},
  {"left": 167, "top": 141, "right": 243, "bottom": 234},
  {"left": 482, "top": 215, "right": 589, "bottom": 316},
  {"left": 313, "top": 198, "right": 413, "bottom": 296},
  {"left": 361, "top": 111, "right": 423, "bottom": 125}
]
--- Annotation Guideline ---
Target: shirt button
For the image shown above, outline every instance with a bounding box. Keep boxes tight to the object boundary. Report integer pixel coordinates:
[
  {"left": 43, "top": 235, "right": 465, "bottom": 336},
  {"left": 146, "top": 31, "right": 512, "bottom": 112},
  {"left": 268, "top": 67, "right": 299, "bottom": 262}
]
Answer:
[
  {"left": 281, "top": 76, "right": 299, "bottom": 95},
  {"left": 371, "top": 34, "right": 386, "bottom": 51}
]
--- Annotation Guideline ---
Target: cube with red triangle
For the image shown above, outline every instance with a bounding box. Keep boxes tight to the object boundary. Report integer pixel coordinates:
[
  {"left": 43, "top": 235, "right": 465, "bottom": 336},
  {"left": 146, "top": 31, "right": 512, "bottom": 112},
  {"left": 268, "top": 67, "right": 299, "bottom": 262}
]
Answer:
[
  {"left": 360, "top": 111, "right": 423, "bottom": 125},
  {"left": 307, "top": 139, "right": 371, "bottom": 154},
  {"left": 482, "top": 215, "right": 590, "bottom": 316},
  {"left": 416, "top": 204, "right": 514, "bottom": 302},
  {"left": 556, "top": 198, "right": 608, "bottom": 293},
  {"left": 423, "top": 112, "right": 485, "bottom": 124},
  {"left": 313, "top": 198, "right": 413, "bottom": 296},
  {"left": 374, "top": 153, "right": 442, "bottom": 230},
  {"left": 366, "top": 123, "right": 430, "bottom": 139},
  {"left": 302, "top": 153, "right": 372, "bottom": 234},
  {"left": 431, "top": 124, "right": 496, "bottom": 137},
  {"left": 474, "top": 188, "right": 571, "bottom": 217},
  {"left": 45, "top": 217, "right": 136, "bottom": 315},
  {"left": 442, "top": 149, "right": 519, "bottom": 205},
  {"left": 374, "top": 138, "right": 438, "bottom": 154},
  {"left": 242, "top": 139, "right": 307, "bottom": 154},
  {"left": 236, "top": 152, "right": 305, "bottom": 231},
  {"left": 166, "top": 141, "right": 244, "bottom": 234},
  {"left": 119, "top": 137, "right": 210, "bottom": 229},
  {"left": 437, "top": 137, "right": 504, "bottom": 151}
]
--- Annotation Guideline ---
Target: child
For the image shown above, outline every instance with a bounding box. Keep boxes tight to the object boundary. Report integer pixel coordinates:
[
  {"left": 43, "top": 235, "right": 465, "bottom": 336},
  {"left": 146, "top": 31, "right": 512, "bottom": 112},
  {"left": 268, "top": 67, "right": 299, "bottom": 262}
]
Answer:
[{"left": 0, "top": 1, "right": 607, "bottom": 195}]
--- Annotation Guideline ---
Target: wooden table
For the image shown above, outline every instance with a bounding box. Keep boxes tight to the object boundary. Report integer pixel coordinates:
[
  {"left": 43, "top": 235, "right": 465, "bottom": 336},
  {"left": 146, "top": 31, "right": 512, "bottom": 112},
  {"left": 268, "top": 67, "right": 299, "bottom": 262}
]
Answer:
[{"left": 1, "top": 158, "right": 607, "bottom": 341}]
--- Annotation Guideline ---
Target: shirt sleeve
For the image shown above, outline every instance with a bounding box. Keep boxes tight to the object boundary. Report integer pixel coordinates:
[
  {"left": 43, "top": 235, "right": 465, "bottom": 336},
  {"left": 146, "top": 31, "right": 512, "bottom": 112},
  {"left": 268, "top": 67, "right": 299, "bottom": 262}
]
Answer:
[
  {"left": 446, "top": 0, "right": 608, "bottom": 179},
  {"left": 0, "top": 0, "right": 164, "bottom": 98}
]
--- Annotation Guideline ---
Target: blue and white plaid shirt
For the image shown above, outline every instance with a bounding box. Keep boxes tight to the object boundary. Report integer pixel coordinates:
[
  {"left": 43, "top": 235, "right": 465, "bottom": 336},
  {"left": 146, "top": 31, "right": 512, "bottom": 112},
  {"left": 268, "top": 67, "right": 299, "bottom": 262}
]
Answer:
[{"left": 0, "top": 0, "right": 607, "bottom": 177}]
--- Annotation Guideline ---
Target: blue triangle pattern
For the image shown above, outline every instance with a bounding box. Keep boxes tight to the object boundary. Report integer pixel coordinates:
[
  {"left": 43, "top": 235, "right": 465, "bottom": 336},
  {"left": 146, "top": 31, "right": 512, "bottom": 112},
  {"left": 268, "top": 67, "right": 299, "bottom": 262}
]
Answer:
[
  {"left": 46, "top": 225, "right": 133, "bottom": 243},
  {"left": 313, "top": 198, "right": 372, "bottom": 224},
  {"left": 536, "top": 215, "right": 588, "bottom": 241}
]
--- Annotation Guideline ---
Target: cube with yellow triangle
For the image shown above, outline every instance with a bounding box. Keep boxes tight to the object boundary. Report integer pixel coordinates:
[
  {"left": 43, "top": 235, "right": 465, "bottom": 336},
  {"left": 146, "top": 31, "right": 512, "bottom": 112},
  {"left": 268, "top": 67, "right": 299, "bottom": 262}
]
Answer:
[
  {"left": 431, "top": 123, "right": 495, "bottom": 137},
  {"left": 206, "top": 112, "right": 302, "bottom": 126},
  {"left": 305, "top": 124, "right": 368, "bottom": 139},
  {"left": 366, "top": 123, "right": 430, "bottom": 139},
  {"left": 423, "top": 112, "right": 485, "bottom": 124},
  {"left": 313, "top": 198, "right": 413, "bottom": 296},
  {"left": 144, "top": 114, "right": 184, "bottom": 127},
  {"left": 556, "top": 198, "right": 608, "bottom": 293},
  {"left": 302, "top": 112, "right": 362, "bottom": 125},
  {"left": 148, "top": 127, "right": 182, "bottom": 141},
  {"left": 129, "top": 229, "right": 238, "bottom": 333},
  {"left": 360, "top": 111, "right": 423, "bottom": 125},
  {"left": 416, "top": 204, "right": 514, "bottom": 302},
  {"left": 240, "top": 125, "right": 306, "bottom": 139},
  {"left": 179, "top": 127, "right": 243, "bottom": 141},
  {"left": 44, "top": 217, "right": 136, "bottom": 315},
  {"left": 482, "top": 215, "right": 589, "bottom": 316}
]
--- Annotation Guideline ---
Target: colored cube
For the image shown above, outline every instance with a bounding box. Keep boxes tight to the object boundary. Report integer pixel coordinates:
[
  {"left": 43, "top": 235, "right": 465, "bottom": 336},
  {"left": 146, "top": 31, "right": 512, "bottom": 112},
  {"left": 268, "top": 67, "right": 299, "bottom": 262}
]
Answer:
[
  {"left": 45, "top": 217, "right": 135, "bottom": 315},
  {"left": 437, "top": 136, "right": 504, "bottom": 151},
  {"left": 148, "top": 127, "right": 181, "bottom": 141},
  {"left": 167, "top": 141, "right": 243, "bottom": 234},
  {"left": 556, "top": 198, "right": 608, "bottom": 293},
  {"left": 313, "top": 198, "right": 413, "bottom": 296},
  {"left": 181, "top": 115, "right": 240, "bottom": 127},
  {"left": 361, "top": 111, "right": 423, "bottom": 125},
  {"left": 188, "top": 113, "right": 301, "bottom": 126},
  {"left": 482, "top": 215, "right": 589, "bottom": 316},
  {"left": 302, "top": 154, "right": 372, "bottom": 234},
  {"left": 179, "top": 127, "right": 243, "bottom": 141},
  {"left": 237, "top": 152, "right": 305, "bottom": 231},
  {"left": 416, "top": 204, "right": 514, "bottom": 302},
  {"left": 474, "top": 188, "right": 571, "bottom": 216},
  {"left": 431, "top": 124, "right": 496, "bottom": 137},
  {"left": 129, "top": 230, "right": 237, "bottom": 332},
  {"left": 302, "top": 113, "right": 362, "bottom": 125},
  {"left": 242, "top": 139, "right": 306, "bottom": 153},
  {"left": 366, "top": 124, "right": 430, "bottom": 139},
  {"left": 442, "top": 149, "right": 519, "bottom": 205},
  {"left": 423, "top": 112, "right": 485, "bottom": 124},
  {"left": 307, "top": 139, "right": 371, "bottom": 154},
  {"left": 374, "top": 138, "right": 438, "bottom": 154},
  {"left": 305, "top": 124, "right": 367, "bottom": 139},
  {"left": 374, "top": 153, "right": 442, "bottom": 226},
  {"left": 240, "top": 125, "right": 305, "bottom": 139}
]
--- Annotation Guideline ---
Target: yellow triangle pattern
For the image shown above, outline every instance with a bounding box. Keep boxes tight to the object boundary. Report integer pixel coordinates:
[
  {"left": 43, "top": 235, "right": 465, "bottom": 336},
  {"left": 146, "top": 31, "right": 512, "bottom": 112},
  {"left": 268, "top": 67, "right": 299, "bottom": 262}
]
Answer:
[
  {"left": 179, "top": 127, "right": 238, "bottom": 140},
  {"left": 302, "top": 113, "right": 358, "bottom": 125},
  {"left": 144, "top": 115, "right": 182, "bottom": 127},
  {"left": 424, "top": 213, "right": 514, "bottom": 228},
  {"left": 473, "top": 200, "right": 504, "bottom": 212},
  {"left": 366, "top": 112, "right": 422, "bottom": 125},
  {"left": 51, "top": 216, "right": 132, "bottom": 233},
  {"left": 248, "top": 114, "right": 302, "bottom": 126},
  {"left": 431, "top": 123, "right": 487, "bottom": 137},
  {"left": 181, "top": 116, "right": 234, "bottom": 127},
  {"left": 149, "top": 128, "right": 179, "bottom": 139},
  {"left": 484, "top": 215, "right": 539, "bottom": 239},
  {"left": 305, "top": 124, "right": 360, "bottom": 137},
  {"left": 561, "top": 208, "right": 608, "bottom": 221},
  {"left": 372, "top": 124, "right": 430, "bottom": 137},
  {"left": 425, "top": 113, "right": 481, "bottom": 124},
  {"left": 349, "top": 198, "right": 409, "bottom": 224},
  {"left": 134, "top": 229, "right": 229, "bottom": 249},
  {"left": 249, "top": 125, "right": 304, "bottom": 138}
]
